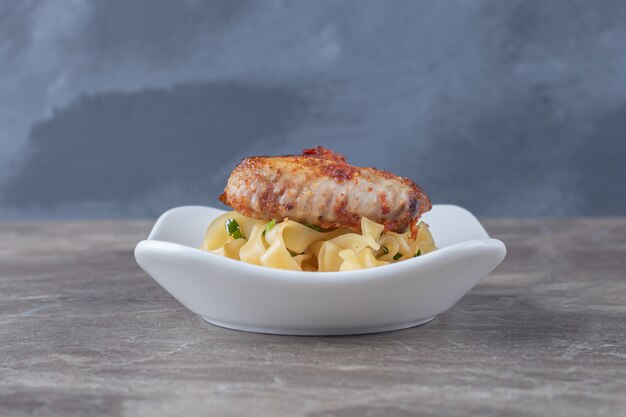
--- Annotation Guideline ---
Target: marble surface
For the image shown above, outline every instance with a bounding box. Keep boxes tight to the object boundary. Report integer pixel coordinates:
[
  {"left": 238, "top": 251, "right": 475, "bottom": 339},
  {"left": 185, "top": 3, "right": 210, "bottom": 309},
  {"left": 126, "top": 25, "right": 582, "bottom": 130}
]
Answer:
[{"left": 1, "top": 219, "right": 625, "bottom": 417}]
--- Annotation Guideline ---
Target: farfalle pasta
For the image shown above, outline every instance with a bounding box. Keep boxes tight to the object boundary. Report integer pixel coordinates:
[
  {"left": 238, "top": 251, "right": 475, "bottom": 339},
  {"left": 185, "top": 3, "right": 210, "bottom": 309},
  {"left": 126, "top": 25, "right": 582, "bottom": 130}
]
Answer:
[{"left": 202, "top": 211, "right": 436, "bottom": 272}]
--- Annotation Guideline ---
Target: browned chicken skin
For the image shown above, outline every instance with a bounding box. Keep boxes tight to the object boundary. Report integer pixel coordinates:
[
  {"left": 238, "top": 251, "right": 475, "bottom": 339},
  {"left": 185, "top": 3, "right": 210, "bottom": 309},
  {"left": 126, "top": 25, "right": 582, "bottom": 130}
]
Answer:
[{"left": 219, "top": 146, "right": 431, "bottom": 233}]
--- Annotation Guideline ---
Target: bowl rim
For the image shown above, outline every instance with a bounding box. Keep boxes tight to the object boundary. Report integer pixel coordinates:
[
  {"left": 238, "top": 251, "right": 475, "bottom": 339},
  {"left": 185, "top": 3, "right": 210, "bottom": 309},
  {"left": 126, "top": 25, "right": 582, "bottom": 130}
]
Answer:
[
  {"left": 135, "top": 236, "right": 506, "bottom": 283},
  {"left": 135, "top": 203, "right": 507, "bottom": 281}
]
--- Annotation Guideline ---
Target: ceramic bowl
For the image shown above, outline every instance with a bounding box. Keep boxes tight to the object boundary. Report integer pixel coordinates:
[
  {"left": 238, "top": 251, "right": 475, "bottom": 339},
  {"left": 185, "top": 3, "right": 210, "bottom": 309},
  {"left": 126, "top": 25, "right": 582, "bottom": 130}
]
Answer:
[{"left": 134, "top": 205, "right": 505, "bottom": 335}]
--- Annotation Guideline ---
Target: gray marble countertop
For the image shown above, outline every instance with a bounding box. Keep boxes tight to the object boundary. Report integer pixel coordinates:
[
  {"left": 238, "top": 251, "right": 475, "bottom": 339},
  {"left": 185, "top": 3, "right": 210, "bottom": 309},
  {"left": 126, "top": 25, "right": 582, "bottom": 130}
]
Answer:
[{"left": 1, "top": 219, "right": 625, "bottom": 416}]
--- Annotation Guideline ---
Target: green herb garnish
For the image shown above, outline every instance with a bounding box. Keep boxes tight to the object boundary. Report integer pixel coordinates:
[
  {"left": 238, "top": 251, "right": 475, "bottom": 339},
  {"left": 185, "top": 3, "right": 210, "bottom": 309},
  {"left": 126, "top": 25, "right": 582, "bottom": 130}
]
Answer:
[
  {"left": 380, "top": 246, "right": 389, "bottom": 255},
  {"left": 414, "top": 249, "right": 422, "bottom": 257},
  {"left": 393, "top": 252, "right": 403, "bottom": 261},
  {"left": 225, "top": 218, "right": 244, "bottom": 239},
  {"left": 304, "top": 223, "right": 323, "bottom": 232},
  {"left": 263, "top": 219, "right": 276, "bottom": 236}
]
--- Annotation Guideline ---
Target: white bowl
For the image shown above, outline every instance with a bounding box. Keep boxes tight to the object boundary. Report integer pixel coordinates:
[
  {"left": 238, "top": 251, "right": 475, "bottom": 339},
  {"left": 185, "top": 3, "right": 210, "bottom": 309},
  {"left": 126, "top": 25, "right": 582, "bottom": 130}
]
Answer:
[{"left": 134, "top": 205, "right": 505, "bottom": 335}]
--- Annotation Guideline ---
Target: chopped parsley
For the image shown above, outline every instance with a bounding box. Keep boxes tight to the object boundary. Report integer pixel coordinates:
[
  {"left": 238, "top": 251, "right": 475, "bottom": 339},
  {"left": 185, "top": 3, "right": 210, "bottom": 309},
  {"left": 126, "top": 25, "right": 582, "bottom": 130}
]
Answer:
[
  {"left": 414, "top": 249, "right": 422, "bottom": 257},
  {"left": 393, "top": 252, "right": 403, "bottom": 261},
  {"left": 263, "top": 219, "right": 276, "bottom": 236},
  {"left": 225, "top": 218, "right": 244, "bottom": 239},
  {"left": 304, "top": 223, "right": 323, "bottom": 232}
]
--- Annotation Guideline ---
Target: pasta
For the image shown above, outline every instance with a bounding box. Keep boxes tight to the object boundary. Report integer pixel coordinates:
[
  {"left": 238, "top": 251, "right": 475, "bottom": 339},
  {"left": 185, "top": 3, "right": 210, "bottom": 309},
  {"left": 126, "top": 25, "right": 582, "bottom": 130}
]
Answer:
[{"left": 202, "top": 211, "right": 437, "bottom": 272}]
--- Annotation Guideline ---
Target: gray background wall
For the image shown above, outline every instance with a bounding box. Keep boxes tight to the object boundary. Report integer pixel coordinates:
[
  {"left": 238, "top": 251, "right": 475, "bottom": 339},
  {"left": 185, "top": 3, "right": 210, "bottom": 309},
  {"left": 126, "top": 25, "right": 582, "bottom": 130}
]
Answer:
[{"left": 1, "top": 0, "right": 625, "bottom": 219}]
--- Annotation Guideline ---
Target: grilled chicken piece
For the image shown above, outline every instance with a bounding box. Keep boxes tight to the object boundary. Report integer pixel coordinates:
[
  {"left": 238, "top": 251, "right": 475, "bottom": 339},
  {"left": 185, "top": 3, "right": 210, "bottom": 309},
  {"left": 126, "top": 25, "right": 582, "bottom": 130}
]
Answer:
[{"left": 219, "top": 146, "right": 431, "bottom": 233}]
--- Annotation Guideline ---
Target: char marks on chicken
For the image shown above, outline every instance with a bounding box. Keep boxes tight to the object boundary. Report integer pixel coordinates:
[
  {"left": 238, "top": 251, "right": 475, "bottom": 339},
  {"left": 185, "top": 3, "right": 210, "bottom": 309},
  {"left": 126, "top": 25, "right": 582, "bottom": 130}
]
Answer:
[{"left": 219, "top": 146, "right": 431, "bottom": 233}]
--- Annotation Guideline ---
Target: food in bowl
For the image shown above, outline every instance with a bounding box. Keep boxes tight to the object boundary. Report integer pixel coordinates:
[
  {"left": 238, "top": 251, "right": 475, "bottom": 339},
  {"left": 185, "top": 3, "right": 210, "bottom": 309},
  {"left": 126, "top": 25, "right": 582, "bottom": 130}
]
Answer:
[{"left": 203, "top": 146, "right": 435, "bottom": 271}]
